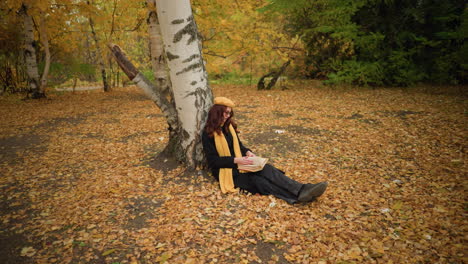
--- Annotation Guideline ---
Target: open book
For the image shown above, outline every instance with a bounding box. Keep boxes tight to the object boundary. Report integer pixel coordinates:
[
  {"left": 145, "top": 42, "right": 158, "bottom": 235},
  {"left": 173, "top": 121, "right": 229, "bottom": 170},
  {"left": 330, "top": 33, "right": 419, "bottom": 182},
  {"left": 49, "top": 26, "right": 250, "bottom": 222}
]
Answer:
[{"left": 238, "top": 157, "right": 268, "bottom": 172}]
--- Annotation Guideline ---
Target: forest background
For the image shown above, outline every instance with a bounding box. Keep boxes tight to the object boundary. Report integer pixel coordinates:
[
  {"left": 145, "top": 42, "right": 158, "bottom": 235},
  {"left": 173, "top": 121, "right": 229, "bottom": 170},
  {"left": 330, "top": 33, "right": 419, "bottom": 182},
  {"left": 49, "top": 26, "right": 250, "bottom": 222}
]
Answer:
[
  {"left": 1, "top": 0, "right": 466, "bottom": 93},
  {"left": 0, "top": 0, "right": 467, "bottom": 264}
]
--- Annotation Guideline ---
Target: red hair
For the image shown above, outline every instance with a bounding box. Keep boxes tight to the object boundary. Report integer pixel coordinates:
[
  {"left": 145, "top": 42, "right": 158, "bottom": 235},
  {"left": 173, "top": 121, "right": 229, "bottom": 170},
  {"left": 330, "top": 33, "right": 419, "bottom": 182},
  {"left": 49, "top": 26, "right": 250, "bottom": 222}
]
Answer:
[{"left": 205, "top": 104, "right": 238, "bottom": 137}]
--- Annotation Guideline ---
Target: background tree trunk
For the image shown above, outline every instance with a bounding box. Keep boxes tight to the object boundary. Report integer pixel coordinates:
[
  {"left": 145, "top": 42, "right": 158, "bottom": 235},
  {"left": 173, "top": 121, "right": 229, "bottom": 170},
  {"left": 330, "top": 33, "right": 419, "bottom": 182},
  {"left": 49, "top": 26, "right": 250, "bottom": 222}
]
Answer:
[
  {"left": 21, "top": 4, "right": 45, "bottom": 99},
  {"left": 257, "top": 60, "right": 290, "bottom": 90},
  {"left": 72, "top": 77, "right": 77, "bottom": 93},
  {"left": 146, "top": 0, "right": 180, "bottom": 158},
  {"left": 39, "top": 11, "right": 51, "bottom": 91},
  {"left": 147, "top": 0, "right": 172, "bottom": 96},
  {"left": 87, "top": 1, "right": 109, "bottom": 92},
  {"left": 155, "top": 0, "right": 213, "bottom": 168}
]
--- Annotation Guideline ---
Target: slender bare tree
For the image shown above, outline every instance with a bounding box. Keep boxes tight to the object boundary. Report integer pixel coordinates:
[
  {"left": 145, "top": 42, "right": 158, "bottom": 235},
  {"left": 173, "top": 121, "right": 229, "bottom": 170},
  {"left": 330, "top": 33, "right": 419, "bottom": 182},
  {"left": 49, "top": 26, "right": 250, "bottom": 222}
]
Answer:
[{"left": 87, "top": 0, "right": 110, "bottom": 92}]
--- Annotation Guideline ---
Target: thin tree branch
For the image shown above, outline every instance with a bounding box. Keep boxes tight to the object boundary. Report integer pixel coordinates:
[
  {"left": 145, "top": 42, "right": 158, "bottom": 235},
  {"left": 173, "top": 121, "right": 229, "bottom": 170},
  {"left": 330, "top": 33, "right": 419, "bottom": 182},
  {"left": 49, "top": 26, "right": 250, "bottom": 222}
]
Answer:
[
  {"left": 272, "top": 46, "right": 304, "bottom": 51},
  {"left": 203, "top": 52, "right": 227, "bottom": 59},
  {"left": 108, "top": 0, "right": 118, "bottom": 41},
  {"left": 124, "top": 18, "right": 144, "bottom": 32}
]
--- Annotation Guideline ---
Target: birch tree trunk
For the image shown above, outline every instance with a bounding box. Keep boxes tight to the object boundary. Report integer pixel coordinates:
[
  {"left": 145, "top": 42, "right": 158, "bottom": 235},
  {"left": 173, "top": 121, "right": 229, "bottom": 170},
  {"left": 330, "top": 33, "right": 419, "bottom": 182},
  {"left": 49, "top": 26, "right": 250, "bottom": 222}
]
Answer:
[
  {"left": 155, "top": 0, "right": 213, "bottom": 168},
  {"left": 146, "top": 0, "right": 181, "bottom": 159},
  {"left": 110, "top": 0, "right": 212, "bottom": 168},
  {"left": 87, "top": 1, "right": 110, "bottom": 92},
  {"left": 147, "top": 0, "right": 171, "bottom": 96},
  {"left": 21, "top": 4, "right": 45, "bottom": 99},
  {"left": 39, "top": 11, "right": 51, "bottom": 90}
]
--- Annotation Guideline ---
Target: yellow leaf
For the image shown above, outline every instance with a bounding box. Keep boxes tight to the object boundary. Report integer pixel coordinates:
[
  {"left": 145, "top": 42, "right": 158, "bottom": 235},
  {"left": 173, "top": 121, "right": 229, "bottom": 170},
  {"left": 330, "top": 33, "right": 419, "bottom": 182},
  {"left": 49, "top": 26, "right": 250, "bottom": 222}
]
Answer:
[
  {"left": 392, "top": 200, "right": 403, "bottom": 210},
  {"left": 102, "top": 249, "right": 116, "bottom": 256},
  {"left": 159, "top": 252, "right": 172, "bottom": 263},
  {"left": 434, "top": 206, "right": 447, "bottom": 213},
  {"left": 345, "top": 245, "right": 362, "bottom": 260},
  {"left": 20, "top": 247, "right": 36, "bottom": 257},
  {"left": 371, "top": 240, "right": 385, "bottom": 254},
  {"left": 156, "top": 242, "right": 166, "bottom": 248}
]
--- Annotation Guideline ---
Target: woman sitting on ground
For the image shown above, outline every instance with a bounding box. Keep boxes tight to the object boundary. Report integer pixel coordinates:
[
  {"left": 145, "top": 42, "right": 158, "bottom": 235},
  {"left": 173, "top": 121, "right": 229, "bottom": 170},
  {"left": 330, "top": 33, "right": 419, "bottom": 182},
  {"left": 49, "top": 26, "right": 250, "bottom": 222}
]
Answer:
[{"left": 202, "top": 97, "right": 328, "bottom": 204}]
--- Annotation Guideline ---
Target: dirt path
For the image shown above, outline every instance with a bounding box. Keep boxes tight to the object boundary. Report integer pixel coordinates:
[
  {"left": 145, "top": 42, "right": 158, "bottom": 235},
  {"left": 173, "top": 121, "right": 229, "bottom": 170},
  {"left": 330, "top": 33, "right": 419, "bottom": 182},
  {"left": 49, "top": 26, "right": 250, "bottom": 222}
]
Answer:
[{"left": 54, "top": 85, "right": 103, "bottom": 92}]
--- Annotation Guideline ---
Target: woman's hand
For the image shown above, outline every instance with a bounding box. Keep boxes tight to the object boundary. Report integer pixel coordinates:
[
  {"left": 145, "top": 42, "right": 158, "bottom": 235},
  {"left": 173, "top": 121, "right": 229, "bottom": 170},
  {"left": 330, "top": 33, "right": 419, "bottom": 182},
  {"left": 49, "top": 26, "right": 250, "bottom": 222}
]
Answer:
[
  {"left": 246, "top": 151, "right": 256, "bottom": 157},
  {"left": 234, "top": 156, "right": 254, "bottom": 165}
]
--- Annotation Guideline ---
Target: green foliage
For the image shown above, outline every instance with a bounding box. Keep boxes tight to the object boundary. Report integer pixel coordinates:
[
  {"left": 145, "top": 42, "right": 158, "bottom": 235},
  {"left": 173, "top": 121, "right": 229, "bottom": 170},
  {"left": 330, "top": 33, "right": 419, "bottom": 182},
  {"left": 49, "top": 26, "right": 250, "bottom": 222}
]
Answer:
[
  {"left": 325, "top": 60, "right": 384, "bottom": 86},
  {"left": 40, "top": 61, "right": 96, "bottom": 86},
  {"left": 141, "top": 69, "right": 155, "bottom": 83},
  {"left": 275, "top": 0, "right": 467, "bottom": 86},
  {"left": 385, "top": 50, "right": 426, "bottom": 86},
  {"left": 209, "top": 71, "right": 256, "bottom": 85},
  {"left": 258, "top": 0, "right": 309, "bottom": 13}
]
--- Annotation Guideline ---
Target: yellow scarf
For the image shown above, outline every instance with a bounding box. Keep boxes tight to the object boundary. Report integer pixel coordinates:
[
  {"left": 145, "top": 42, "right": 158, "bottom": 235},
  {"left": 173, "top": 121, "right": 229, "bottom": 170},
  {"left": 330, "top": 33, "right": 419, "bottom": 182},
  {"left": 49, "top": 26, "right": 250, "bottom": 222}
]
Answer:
[{"left": 214, "top": 124, "right": 242, "bottom": 193}]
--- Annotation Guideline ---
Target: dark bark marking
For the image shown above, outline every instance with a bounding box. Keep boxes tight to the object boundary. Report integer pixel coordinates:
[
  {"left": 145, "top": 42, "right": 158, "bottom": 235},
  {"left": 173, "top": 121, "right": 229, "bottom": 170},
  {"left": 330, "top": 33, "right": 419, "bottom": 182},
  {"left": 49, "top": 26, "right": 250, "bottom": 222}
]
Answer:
[
  {"left": 157, "top": 55, "right": 164, "bottom": 63},
  {"left": 156, "top": 77, "right": 168, "bottom": 90},
  {"left": 202, "top": 109, "right": 209, "bottom": 122},
  {"left": 190, "top": 81, "right": 197, "bottom": 86},
  {"left": 31, "top": 40, "right": 38, "bottom": 49},
  {"left": 182, "top": 54, "right": 200, "bottom": 63},
  {"left": 185, "top": 87, "right": 208, "bottom": 112},
  {"left": 182, "top": 129, "right": 190, "bottom": 140},
  {"left": 176, "top": 62, "right": 202, "bottom": 75},
  {"left": 172, "top": 19, "right": 184, "bottom": 24},
  {"left": 173, "top": 16, "right": 197, "bottom": 45},
  {"left": 27, "top": 78, "right": 40, "bottom": 91},
  {"left": 24, "top": 50, "right": 33, "bottom": 57},
  {"left": 166, "top": 51, "right": 179, "bottom": 61},
  {"left": 184, "top": 89, "right": 200, "bottom": 98}
]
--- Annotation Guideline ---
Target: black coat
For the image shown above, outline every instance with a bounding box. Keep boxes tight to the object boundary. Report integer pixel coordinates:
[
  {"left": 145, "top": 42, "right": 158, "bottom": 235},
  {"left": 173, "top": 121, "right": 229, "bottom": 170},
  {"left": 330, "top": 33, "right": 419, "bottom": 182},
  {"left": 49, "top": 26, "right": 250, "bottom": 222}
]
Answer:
[{"left": 202, "top": 128, "right": 259, "bottom": 193}]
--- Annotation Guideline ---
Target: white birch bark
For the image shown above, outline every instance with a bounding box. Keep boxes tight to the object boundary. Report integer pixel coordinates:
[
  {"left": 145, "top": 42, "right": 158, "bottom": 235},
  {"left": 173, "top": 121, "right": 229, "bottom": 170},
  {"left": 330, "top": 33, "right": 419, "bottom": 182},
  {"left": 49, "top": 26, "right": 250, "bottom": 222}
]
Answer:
[
  {"left": 89, "top": 17, "right": 109, "bottom": 92},
  {"left": 21, "top": 4, "right": 43, "bottom": 98},
  {"left": 156, "top": 0, "right": 212, "bottom": 167},
  {"left": 147, "top": 0, "right": 171, "bottom": 94},
  {"left": 39, "top": 11, "right": 50, "bottom": 92}
]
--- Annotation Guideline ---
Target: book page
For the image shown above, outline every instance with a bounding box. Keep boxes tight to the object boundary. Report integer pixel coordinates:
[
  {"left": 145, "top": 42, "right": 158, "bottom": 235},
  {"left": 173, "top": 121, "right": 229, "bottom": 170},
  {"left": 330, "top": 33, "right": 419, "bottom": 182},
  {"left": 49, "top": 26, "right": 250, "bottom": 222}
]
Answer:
[{"left": 238, "top": 156, "right": 268, "bottom": 172}]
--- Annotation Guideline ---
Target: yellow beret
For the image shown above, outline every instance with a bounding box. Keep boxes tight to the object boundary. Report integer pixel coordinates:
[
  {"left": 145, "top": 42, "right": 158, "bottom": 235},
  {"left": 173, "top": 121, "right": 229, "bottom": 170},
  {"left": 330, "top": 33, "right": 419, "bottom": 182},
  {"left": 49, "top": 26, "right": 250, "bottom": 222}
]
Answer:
[{"left": 214, "top": 97, "right": 235, "bottom": 107}]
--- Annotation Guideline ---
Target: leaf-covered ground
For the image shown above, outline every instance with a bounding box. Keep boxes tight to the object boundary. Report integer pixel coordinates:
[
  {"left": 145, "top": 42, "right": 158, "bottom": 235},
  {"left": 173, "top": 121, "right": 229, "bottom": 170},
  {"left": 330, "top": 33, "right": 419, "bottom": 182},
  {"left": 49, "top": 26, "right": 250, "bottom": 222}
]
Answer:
[{"left": 0, "top": 83, "right": 466, "bottom": 264}]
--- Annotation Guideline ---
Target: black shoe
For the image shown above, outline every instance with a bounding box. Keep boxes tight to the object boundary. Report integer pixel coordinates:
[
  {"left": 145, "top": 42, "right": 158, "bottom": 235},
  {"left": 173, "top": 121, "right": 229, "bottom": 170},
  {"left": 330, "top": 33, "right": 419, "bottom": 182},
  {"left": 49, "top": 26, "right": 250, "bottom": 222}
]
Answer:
[{"left": 298, "top": 182, "right": 328, "bottom": 202}]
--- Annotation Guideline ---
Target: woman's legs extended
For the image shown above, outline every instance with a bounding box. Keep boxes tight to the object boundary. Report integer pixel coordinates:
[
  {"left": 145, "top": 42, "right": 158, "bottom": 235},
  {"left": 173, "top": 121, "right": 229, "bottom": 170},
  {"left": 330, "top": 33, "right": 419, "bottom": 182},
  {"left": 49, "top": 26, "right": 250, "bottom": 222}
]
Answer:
[{"left": 249, "top": 164, "right": 304, "bottom": 204}]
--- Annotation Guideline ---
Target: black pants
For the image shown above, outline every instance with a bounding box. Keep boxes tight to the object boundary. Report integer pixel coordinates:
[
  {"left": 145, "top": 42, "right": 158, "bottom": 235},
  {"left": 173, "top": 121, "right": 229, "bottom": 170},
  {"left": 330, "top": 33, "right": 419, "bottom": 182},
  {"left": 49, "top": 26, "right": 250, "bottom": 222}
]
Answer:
[{"left": 239, "top": 164, "right": 304, "bottom": 204}]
